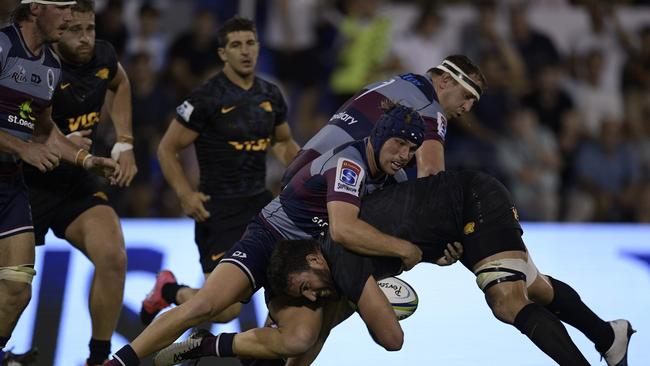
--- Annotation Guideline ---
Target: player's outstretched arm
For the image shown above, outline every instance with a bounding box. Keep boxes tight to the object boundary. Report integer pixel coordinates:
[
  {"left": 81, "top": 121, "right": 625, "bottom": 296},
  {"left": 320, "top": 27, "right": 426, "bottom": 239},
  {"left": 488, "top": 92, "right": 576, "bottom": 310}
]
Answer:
[
  {"left": 327, "top": 201, "right": 422, "bottom": 270},
  {"left": 106, "top": 62, "right": 138, "bottom": 187},
  {"left": 271, "top": 122, "right": 300, "bottom": 167}
]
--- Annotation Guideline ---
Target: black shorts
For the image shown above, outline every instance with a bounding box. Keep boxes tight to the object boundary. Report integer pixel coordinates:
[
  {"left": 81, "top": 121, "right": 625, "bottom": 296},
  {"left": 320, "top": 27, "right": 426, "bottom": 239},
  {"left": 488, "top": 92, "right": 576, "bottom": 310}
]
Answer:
[
  {"left": 459, "top": 171, "right": 525, "bottom": 269},
  {"left": 220, "top": 215, "right": 281, "bottom": 295},
  {"left": 27, "top": 169, "right": 111, "bottom": 246},
  {"left": 195, "top": 190, "right": 274, "bottom": 273},
  {"left": 0, "top": 164, "right": 33, "bottom": 239}
]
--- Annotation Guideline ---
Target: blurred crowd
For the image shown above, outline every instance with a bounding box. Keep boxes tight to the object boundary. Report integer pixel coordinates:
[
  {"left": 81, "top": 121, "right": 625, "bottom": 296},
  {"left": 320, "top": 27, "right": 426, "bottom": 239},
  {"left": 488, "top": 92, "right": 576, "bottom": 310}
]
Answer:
[{"left": 89, "top": 0, "right": 650, "bottom": 223}]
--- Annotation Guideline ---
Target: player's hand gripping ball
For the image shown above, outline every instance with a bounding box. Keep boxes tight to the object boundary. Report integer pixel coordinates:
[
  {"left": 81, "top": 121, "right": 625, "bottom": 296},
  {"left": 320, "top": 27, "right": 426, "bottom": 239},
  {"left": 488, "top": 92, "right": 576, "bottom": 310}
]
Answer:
[{"left": 377, "top": 277, "right": 418, "bottom": 320}]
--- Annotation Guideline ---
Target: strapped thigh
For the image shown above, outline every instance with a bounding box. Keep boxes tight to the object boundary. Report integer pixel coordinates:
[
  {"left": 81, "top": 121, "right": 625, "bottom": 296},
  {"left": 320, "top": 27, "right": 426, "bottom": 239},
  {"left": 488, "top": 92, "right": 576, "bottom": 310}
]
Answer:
[
  {"left": 0, "top": 264, "right": 36, "bottom": 284},
  {"left": 474, "top": 258, "right": 538, "bottom": 292}
]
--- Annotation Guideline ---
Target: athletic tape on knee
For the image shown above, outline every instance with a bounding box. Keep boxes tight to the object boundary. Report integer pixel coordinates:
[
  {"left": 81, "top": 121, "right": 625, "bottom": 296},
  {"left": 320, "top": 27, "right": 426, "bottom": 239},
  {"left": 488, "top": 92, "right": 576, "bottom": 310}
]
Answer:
[
  {"left": 474, "top": 258, "right": 538, "bottom": 291},
  {"left": 0, "top": 265, "right": 36, "bottom": 284}
]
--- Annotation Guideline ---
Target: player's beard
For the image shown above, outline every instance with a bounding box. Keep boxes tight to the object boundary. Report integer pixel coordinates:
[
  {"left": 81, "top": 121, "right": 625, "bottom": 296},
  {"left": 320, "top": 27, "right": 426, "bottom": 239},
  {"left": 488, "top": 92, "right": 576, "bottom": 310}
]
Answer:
[
  {"left": 57, "top": 40, "right": 93, "bottom": 65},
  {"left": 312, "top": 268, "right": 339, "bottom": 300}
]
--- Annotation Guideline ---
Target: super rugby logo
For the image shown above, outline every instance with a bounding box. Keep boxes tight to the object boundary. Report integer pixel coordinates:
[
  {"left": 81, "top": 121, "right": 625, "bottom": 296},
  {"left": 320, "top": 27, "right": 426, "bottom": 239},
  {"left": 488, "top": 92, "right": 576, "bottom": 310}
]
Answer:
[
  {"left": 334, "top": 158, "right": 364, "bottom": 196},
  {"left": 176, "top": 100, "right": 194, "bottom": 122}
]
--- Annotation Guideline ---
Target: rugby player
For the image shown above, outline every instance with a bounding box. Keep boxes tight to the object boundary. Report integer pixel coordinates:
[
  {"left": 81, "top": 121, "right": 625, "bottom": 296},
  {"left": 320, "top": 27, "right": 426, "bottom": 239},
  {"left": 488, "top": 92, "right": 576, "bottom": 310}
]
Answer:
[
  {"left": 106, "top": 104, "right": 461, "bottom": 366},
  {"left": 0, "top": 0, "right": 118, "bottom": 363},
  {"left": 22, "top": 1, "right": 135, "bottom": 364}
]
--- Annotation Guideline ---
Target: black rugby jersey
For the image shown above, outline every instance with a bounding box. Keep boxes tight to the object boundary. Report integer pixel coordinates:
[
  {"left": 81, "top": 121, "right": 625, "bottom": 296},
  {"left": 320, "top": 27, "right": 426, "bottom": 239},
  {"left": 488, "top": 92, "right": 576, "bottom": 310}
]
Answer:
[
  {"left": 176, "top": 72, "right": 287, "bottom": 198},
  {"left": 359, "top": 171, "right": 465, "bottom": 262},
  {"left": 23, "top": 40, "right": 118, "bottom": 184},
  {"left": 52, "top": 39, "right": 118, "bottom": 136}
]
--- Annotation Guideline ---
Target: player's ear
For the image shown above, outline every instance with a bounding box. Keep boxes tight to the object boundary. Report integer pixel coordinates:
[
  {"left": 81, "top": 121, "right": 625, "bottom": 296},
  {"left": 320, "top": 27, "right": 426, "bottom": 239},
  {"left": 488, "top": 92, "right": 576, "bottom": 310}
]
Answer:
[
  {"left": 217, "top": 47, "right": 227, "bottom": 62},
  {"left": 305, "top": 253, "right": 324, "bottom": 265}
]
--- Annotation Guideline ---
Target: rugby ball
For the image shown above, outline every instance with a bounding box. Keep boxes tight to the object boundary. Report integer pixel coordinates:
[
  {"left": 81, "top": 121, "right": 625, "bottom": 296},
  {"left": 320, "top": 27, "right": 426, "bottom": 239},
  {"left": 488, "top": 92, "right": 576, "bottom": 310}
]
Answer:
[{"left": 377, "top": 277, "right": 418, "bottom": 321}]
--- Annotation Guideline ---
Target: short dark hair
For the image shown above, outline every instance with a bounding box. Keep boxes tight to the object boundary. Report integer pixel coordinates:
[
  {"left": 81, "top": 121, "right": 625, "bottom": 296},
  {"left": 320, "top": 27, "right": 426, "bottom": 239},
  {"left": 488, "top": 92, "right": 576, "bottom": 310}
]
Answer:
[
  {"left": 267, "top": 239, "right": 321, "bottom": 297},
  {"left": 217, "top": 16, "right": 257, "bottom": 48},
  {"left": 428, "top": 54, "right": 488, "bottom": 93},
  {"left": 72, "top": 0, "right": 94, "bottom": 13},
  {"left": 12, "top": 4, "right": 33, "bottom": 23}
]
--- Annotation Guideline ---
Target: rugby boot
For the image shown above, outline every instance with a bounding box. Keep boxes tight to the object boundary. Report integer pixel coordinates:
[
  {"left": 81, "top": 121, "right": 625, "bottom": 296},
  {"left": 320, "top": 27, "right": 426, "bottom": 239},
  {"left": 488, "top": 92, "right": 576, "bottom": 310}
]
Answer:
[
  {"left": 140, "top": 270, "right": 177, "bottom": 325},
  {"left": 602, "top": 319, "right": 635, "bottom": 366},
  {"left": 1, "top": 347, "right": 38, "bottom": 366},
  {"left": 153, "top": 329, "right": 214, "bottom": 366}
]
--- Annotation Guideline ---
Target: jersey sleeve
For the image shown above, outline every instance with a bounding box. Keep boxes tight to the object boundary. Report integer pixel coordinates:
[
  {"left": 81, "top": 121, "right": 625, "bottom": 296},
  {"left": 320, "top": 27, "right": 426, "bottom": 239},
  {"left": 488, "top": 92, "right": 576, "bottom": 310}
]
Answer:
[
  {"left": 423, "top": 112, "right": 447, "bottom": 144},
  {"left": 272, "top": 84, "right": 288, "bottom": 126},
  {"left": 95, "top": 40, "right": 119, "bottom": 80},
  {"left": 176, "top": 84, "right": 218, "bottom": 132},
  {"left": 324, "top": 157, "right": 366, "bottom": 207}
]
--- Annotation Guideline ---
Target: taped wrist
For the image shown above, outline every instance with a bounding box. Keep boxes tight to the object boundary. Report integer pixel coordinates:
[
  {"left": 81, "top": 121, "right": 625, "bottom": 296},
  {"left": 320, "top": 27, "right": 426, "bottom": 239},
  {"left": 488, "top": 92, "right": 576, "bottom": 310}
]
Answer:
[{"left": 111, "top": 142, "right": 133, "bottom": 160}]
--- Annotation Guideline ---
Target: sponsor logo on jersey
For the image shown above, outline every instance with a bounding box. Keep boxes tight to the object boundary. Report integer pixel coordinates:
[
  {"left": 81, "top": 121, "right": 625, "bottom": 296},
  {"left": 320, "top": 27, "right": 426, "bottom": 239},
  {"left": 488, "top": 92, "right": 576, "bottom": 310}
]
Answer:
[
  {"left": 221, "top": 105, "right": 236, "bottom": 114},
  {"left": 334, "top": 158, "right": 364, "bottom": 196},
  {"left": 7, "top": 101, "right": 35, "bottom": 129},
  {"left": 60, "top": 82, "right": 71, "bottom": 90},
  {"left": 228, "top": 138, "right": 270, "bottom": 151},
  {"left": 512, "top": 207, "right": 519, "bottom": 221},
  {"left": 437, "top": 112, "right": 447, "bottom": 139},
  {"left": 11, "top": 65, "right": 26, "bottom": 83},
  {"left": 211, "top": 252, "right": 225, "bottom": 261},
  {"left": 30, "top": 74, "right": 41, "bottom": 84},
  {"left": 330, "top": 111, "right": 358, "bottom": 125},
  {"left": 95, "top": 68, "right": 110, "bottom": 80},
  {"left": 258, "top": 101, "right": 273, "bottom": 112},
  {"left": 232, "top": 251, "right": 247, "bottom": 259},
  {"left": 47, "top": 69, "right": 55, "bottom": 95},
  {"left": 176, "top": 100, "right": 194, "bottom": 122},
  {"left": 18, "top": 101, "right": 35, "bottom": 121},
  {"left": 311, "top": 216, "right": 329, "bottom": 229},
  {"left": 93, "top": 191, "right": 108, "bottom": 201},
  {"left": 67, "top": 112, "right": 100, "bottom": 132}
]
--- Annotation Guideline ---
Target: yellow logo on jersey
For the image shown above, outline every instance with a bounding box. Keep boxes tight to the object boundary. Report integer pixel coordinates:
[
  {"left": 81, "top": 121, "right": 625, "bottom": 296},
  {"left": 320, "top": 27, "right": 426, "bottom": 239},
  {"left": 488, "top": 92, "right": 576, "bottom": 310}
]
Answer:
[
  {"left": 67, "top": 112, "right": 100, "bottom": 131},
  {"left": 258, "top": 101, "right": 272, "bottom": 112},
  {"left": 60, "top": 82, "right": 71, "bottom": 90},
  {"left": 221, "top": 105, "right": 236, "bottom": 114},
  {"left": 95, "top": 68, "right": 109, "bottom": 80},
  {"left": 228, "top": 138, "right": 270, "bottom": 151},
  {"left": 18, "top": 101, "right": 35, "bottom": 121},
  {"left": 463, "top": 221, "right": 475, "bottom": 235},
  {"left": 512, "top": 207, "right": 520, "bottom": 221},
  {"left": 93, "top": 191, "right": 108, "bottom": 201}
]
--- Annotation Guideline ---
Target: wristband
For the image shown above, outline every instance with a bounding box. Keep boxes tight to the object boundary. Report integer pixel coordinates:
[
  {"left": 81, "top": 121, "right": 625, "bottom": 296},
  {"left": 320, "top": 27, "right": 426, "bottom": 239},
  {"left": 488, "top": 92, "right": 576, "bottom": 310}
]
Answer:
[
  {"left": 111, "top": 142, "right": 133, "bottom": 160},
  {"left": 75, "top": 149, "right": 89, "bottom": 166}
]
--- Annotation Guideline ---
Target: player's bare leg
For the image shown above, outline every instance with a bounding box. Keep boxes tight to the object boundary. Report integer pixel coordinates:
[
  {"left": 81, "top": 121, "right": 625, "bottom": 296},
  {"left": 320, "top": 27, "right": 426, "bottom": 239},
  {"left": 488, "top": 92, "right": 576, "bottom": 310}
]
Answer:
[{"left": 65, "top": 205, "right": 126, "bottom": 364}]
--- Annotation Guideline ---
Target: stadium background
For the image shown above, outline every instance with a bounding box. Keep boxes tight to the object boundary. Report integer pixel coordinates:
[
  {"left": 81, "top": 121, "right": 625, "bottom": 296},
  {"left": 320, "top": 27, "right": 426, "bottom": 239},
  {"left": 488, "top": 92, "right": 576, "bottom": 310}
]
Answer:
[{"left": 9, "top": 0, "right": 650, "bottom": 365}]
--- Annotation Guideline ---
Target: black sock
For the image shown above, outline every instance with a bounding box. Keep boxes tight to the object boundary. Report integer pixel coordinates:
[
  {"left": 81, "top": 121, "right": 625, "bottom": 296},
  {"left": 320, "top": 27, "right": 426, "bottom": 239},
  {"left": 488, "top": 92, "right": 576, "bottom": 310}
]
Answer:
[
  {"left": 514, "top": 303, "right": 590, "bottom": 366},
  {"left": 215, "top": 333, "right": 236, "bottom": 357},
  {"left": 546, "top": 276, "right": 614, "bottom": 353},
  {"left": 113, "top": 344, "right": 140, "bottom": 366},
  {"left": 88, "top": 338, "right": 111, "bottom": 365},
  {"left": 162, "top": 283, "right": 187, "bottom": 305}
]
